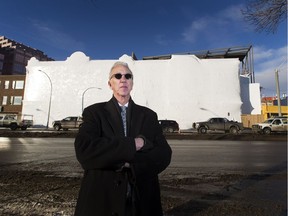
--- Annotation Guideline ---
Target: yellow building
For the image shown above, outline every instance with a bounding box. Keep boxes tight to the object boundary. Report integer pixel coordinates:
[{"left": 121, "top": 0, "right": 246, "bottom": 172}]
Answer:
[
  {"left": 241, "top": 96, "right": 288, "bottom": 128},
  {"left": 262, "top": 104, "right": 288, "bottom": 120},
  {"left": 261, "top": 96, "right": 288, "bottom": 120}
]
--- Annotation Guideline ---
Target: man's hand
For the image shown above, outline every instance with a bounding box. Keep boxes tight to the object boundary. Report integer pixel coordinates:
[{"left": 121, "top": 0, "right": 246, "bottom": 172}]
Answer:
[{"left": 134, "top": 137, "right": 144, "bottom": 151}]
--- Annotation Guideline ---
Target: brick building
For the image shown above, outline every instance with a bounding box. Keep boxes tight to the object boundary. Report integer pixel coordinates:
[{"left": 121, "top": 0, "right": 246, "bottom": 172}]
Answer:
[
  {"left": 0, "top": 75, "right": 25, "bottom": 113},
  {"left": 0, "top": 36, "right": 54, "bottom": 75},
  {"left": 0, "top": 36, "right": 54, "bottom": 115}
]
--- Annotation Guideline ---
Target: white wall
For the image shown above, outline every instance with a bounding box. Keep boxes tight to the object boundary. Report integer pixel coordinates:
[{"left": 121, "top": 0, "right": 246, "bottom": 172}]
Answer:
[
  {"left": 22, "top": 51, "right": 260, "bottom": 129},
  {"left": 240, "top": 76, "right": 262, "bottom": 115}
]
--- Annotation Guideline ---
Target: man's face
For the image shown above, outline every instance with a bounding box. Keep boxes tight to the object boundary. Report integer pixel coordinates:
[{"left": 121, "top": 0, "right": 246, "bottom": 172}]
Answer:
[{"left": 109, "top": 65, "right": 133, "bottom": 99}]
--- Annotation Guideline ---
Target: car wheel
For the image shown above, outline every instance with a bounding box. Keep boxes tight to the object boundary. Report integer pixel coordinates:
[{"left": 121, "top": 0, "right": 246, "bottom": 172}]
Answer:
[
  {"left": 229, "top": 126, "right": 238, "bottom": 134},
  {"left": 10, "top": 123, "right": 18, "bottom": 130},
  {"left": 21, "top": 126, "right": 27, "bottom": 130},
  {"left": 168, "top": 127, "right": 174, "bottom": 133},
  {"left": 54, "top": 125, "right": 61, "bottom": 131},
  {"left": 263, "top": 127, "right": 271, "bottom": 135},
  {"left": 198, "top": 127, "right": 207, "bottom": 134}
]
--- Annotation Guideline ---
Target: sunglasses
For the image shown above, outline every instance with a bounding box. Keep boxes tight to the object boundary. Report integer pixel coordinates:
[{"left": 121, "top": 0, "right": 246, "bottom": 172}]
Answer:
[{"left": 111, "top": 73, "right": 133, "bottom": 80}]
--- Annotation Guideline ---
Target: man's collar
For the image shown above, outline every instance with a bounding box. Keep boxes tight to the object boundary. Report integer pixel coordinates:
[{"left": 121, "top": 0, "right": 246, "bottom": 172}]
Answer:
[
  {"left": 118, "top": 102, "right": 128, "bottom": 107},
  {"left": 112, "top": 95, "right": 131, "bottom": 107}
]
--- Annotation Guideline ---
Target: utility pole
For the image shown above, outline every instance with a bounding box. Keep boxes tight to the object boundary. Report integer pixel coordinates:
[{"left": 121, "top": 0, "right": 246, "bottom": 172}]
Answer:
[{"left": 275, "top": 69, "right": 282, "bottom": 116}]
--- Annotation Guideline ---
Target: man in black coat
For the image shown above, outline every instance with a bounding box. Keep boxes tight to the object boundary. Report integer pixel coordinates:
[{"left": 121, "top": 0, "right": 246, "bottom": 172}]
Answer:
[{"left": 74, "top": 61, "right": 172, "bottom": 216}]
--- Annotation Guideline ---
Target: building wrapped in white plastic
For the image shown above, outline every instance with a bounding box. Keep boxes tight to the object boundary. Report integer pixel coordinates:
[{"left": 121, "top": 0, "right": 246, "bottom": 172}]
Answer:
[{"left": 22, "top": 51, "right": 261, "bottom": 129}]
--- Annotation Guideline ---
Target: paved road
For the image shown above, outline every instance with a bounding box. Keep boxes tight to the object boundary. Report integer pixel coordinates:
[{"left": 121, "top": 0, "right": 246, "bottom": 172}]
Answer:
[
  {"left": 0, "top": 137, "right": 75, "bottom": 165},
  {"left": 0, "top": 138, "right": 286, "bottom": 173},
  {"left": 0, "top": 137, "right": 287, "bottom": 215},
  {"left": 168, "top": 139, "right": 287, "bottom": 172}
]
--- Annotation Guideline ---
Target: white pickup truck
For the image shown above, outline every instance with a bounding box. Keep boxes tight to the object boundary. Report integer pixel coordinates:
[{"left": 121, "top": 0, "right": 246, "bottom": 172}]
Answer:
[
  {"left": 0, "top": 113, "right": 33, "bottom": 130},
  {"left": 252, "top": 117, "right": 288, "bottom": 134}
]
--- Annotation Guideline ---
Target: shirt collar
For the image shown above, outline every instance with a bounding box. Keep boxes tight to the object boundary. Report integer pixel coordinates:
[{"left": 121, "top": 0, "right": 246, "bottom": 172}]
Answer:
[{"left": 118, "top": 102, "right": 129, "bottom": 107}]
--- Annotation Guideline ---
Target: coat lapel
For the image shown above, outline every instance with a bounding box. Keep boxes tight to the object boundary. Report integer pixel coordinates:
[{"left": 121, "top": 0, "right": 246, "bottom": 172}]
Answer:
[
  {"left": 129, "top": 101, "right": 145, "bottom": 137},
  {"left": 104, "top": 98, "right": 145, "bottom": 137},
  {"left": 104, "top": 99, "right": 125, "bottom": 136}
]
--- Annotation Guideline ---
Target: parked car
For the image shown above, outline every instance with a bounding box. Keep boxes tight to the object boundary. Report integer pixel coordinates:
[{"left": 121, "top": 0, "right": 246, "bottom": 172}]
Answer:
[
  {"left": 252, "top": 117, "right": 288, "bottom": 134},
  {"left": 193, "top": 117, "right": 243, "bottom": 134},
  {"left": 0, "top": 113, "right": 33, "bottom": 130},
  {"left": 159, "top": 120, "right": 180, "bottom": 133},
  {"left": 52, "top": 116, "right": 83, "bottom": 131}
]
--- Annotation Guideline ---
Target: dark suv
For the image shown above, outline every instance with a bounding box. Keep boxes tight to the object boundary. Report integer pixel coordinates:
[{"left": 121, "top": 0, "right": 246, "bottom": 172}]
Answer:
[{"left": 159, "top": 120, "right": 180, "bottom": 133}]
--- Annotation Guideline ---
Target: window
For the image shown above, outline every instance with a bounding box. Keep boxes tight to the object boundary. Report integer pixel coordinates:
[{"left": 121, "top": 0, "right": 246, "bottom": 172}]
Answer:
[
  {"left": 10, "top": 96, "right": 22, "bottom": 105},
  {"left": 13, "top": 63, "right": 25, "bottom": 74},
  {"left": 12, "top": 80, "right": 24, "bottom": 89},
  {"left": 2, "top": 96, "right": 7, "bottom": 105},
  {"left": 0, "top": 53, "right": 4, "bottom": 70},
  {"left": 219, "top": 118, "right": 225, "bottom": 123},
  {"left": 273, "top": 120, "right": 281, "bottom": 125},
  {"left": 15, "top": 53, "right": 25, "bottom": 62},
  {"left": 4, "top": 115, "right": 16, "bottom": 120},
  {"left": 17, "top": 98, "right": 22, "bottom": 105},
  {"left": 4, "top": 81, "right": 9, "bottom": 89}
]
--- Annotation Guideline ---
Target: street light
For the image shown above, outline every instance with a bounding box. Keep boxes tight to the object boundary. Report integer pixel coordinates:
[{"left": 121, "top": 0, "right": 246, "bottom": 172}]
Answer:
[
  {"left": 38, "top": 70, "right": 52, "bottom": 129},
  {"left": 82, "top": 87, "right": 102, "bottom": 113}
]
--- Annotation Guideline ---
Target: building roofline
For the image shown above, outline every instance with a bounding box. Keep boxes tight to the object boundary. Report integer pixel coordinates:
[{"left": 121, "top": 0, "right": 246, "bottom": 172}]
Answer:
[{"left": 142, "top": 45, "right": 252, "bottom": 62}]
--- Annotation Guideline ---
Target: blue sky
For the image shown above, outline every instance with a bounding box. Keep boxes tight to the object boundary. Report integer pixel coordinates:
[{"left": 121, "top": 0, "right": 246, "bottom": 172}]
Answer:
[{"left": 1, "top": 0, "right": 287, "bottom": 97}]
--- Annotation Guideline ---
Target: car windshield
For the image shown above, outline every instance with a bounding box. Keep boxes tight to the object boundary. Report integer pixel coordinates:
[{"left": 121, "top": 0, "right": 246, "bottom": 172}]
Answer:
[{"left": 263, "top": 119, "right": 273, "bottom": 123}]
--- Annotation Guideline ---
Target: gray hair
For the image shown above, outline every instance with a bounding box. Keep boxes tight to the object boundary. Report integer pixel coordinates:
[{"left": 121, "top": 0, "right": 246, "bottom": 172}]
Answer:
[{"left": 109, "top": 61, "right": 133, "bottom": 79}]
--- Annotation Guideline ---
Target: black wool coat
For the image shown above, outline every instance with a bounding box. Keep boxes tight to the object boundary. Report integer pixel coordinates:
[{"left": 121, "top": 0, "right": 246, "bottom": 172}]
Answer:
[{"left": 74, "top": 98, "right": 172, "bottom": 216}]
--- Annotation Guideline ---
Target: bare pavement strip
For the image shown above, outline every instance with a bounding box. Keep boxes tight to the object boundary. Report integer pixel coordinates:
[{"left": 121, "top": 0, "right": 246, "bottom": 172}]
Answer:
[{"left": 0, "top": 130, "right": 287, "bottom": 216}]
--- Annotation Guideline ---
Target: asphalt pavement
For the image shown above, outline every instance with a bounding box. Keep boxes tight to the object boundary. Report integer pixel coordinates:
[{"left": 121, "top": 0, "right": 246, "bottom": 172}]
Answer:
[{"left": 0, "top": 135, "right": 286, "bottom": 215}]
